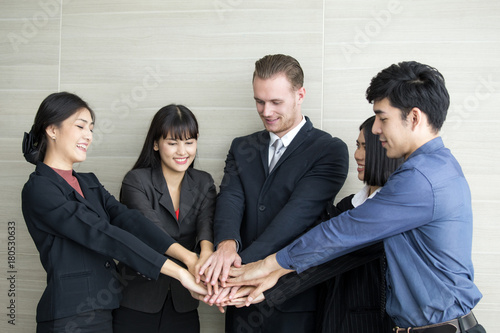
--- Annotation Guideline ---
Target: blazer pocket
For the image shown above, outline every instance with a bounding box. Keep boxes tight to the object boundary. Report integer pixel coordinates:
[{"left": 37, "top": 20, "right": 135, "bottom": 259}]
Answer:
[
  {"left": 56, "top": 271, "right": 94, "bottom": 314},
  {"left": 60, "top": 271, "right": 93, "bottom": 296},
  {"left": 60, "top": 270, "right": 93, "bottom": 279}
]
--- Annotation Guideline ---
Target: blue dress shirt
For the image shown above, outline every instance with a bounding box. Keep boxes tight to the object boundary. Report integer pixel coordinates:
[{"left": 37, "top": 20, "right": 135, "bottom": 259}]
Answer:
[{"left": 276, "top": 137, "right": 482, "bottom": 327}]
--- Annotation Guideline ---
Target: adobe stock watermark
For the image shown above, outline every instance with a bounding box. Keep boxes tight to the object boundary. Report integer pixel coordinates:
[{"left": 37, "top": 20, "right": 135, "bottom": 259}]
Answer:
[
  {"left": 340, "top": 0, "right": 403, "bottom": 63},
  {"left": 7, "top": 0, "right": 75, "bottom": 52},
  {"left": 213, "top": 0, "right": 242, "bottom": 21},
  {"left": 91, "top": 65, "right": 164, "bottom": 148},
  {"left": 447, "top": 74, "right": 499, "bottom": 130}
]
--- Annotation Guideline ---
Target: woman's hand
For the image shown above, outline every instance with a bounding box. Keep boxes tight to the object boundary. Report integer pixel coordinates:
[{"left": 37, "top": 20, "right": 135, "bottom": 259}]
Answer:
[
  {"left": 178, "top": 267, "right": 208, "bottom": 296},
  {"left": 195, "top": 241, "right": 214, "bottom": 291},
  {"left": 161, "top": 259, "right": 207, "bottom": 295},
  {"left": 226, "top": 254, "right": 287, "bottom": 284},
  {"left": 225, "top": 254, "right": 292, "bottom": 306},
  {"left": 222, "top": 286, "right": 265, "bottom": 307},
  {"left": 185, "top": 251, "right": 200, "bottom": 279}
]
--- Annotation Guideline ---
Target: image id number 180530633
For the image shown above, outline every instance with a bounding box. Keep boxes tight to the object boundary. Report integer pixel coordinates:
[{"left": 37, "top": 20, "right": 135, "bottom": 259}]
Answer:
[{"left": 7, "top": 221, "right": 16, "bottom": 326}]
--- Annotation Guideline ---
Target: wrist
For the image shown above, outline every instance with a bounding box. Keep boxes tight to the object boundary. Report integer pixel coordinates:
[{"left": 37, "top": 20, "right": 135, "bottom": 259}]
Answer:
[
  {"left": 161, "top": 260, "right": 183, "bottom": 280},
  {"left": 199, "top": 240, "right": 214, "bottom": 257},
  {"left": 219, "top": 239, "right": 237, "bottom": 252},
  {"left": 185, "top": 251, "right": 198, "bottom": 267},
  {"left": 264, "top": 253, "right": 284, "bottom": 272},
  {"left": 199, "top": 248, "right": 213, "bottom": 259}
]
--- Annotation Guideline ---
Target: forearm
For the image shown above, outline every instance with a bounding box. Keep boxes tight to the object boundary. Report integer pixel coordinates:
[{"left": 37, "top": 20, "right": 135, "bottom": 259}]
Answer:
[
  {"left": 196, "top": 179, "right": 217, "bottom": 244},
  {"left": 160, "top": 259, "right": 185, "bottom": 280},
  {"left": 161, "top": 259, "right": 208, "bottom": 296},
  {"left": 199, "top": 240, "right": 214, "bottom": 256},
  {"left": 166, "top": 243, "right": 198, "bottom": 268},
  {"left": 263, "top": 253, "right": 287, "bottom": 273},
  {"left": 265, "top": 244, "right": 385, "bottom": 306},
  {"left": 264, "top": 265, "right": 325, "bottom": 306}
]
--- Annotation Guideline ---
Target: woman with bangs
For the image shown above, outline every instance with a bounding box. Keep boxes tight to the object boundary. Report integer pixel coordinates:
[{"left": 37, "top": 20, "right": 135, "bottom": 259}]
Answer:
[{"left": 113, "top": 104, "right": 216, "bottom": 333}]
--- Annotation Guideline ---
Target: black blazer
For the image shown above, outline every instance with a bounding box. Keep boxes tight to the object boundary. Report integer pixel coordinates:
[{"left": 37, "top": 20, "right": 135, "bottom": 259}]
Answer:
[
  {"left": 21, "top": 162, "right": 175, "bottom": 322},
  {"left": 214, "top": 117, "right": 349, "bottom": 312},
  {"left": 117, "top": 167, "right": 216, "bottom": 313}
]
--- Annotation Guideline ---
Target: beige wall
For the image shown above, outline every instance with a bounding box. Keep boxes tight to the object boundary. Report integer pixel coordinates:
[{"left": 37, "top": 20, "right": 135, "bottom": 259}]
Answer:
[{"left": 1, "top": 0, "right": 499, "bottom": 331}]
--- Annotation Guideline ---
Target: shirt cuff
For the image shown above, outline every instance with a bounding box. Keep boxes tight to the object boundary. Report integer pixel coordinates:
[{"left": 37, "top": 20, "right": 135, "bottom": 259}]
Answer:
[{"left": 276, "top": 248, "right": 296, "bottom": 271}]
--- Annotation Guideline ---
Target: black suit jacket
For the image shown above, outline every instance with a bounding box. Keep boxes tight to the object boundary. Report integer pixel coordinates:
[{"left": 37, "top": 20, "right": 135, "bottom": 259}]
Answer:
[
  {"left": 215, "top": 118, "right": 349, "bottom": 312},
  {"left": 21, "top": 162, "right": 175, "bottom": 322},
  {"left": 117, "top": 167, "right": 216, "bottom": 313}
]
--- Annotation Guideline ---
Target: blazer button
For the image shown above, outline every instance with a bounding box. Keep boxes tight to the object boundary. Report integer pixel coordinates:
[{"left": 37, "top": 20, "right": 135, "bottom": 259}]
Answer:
[
  {"left": 104, "top": 261, "right": 111, "bottom": 269},
  {"left": 258, "top": 205, "right": 266, "bottom": 212}
]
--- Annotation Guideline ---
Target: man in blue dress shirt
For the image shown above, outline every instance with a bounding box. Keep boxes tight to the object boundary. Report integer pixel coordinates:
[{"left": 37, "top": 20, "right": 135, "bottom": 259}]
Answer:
[{"left": 226, "top": 61, "right": 486, "bottom": 333}]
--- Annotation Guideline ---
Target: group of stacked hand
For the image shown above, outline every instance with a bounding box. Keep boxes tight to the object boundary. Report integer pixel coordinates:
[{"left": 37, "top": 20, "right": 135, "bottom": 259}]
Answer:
[{"left": 177, "top": 241, "right": 293, "bottom": 312}]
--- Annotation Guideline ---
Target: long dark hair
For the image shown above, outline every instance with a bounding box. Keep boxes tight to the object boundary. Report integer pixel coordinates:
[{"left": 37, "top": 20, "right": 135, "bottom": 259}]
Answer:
[
  {"left": 360, "top": 116, "right": 403, "bottom": 186},
  {"left": 23, "top": 92, "right": 95, "bottom": 165},
  {"left": 132, "top": 104, "right": 199, "bottom": 171}
]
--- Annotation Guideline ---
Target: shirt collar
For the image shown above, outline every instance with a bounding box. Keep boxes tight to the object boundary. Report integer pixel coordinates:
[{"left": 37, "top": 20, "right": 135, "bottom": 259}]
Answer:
[
  {"left": 269, "top": 115, "right": 306, "bottom": 148},
  {"left": 351, "top": 185, "right": 382, "bottom": 208},
  {"left": 406, "top": 137, "right": 444, "bottom": 161}
]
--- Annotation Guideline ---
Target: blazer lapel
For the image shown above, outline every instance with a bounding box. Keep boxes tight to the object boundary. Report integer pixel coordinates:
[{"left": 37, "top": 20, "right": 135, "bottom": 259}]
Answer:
[
  {"left": 152, "top": 167, "right": 178, "bottom": 223},
  {"left": 178, "top": 170, "right": 195, "bottom": 225},
  {"left": 257, "top": 131, "right": 271, "bottom": 175},
  {"left": 74, "top": 173, "right": 107, "bottom": 217},
  {"left": 35, "top": 162, "right": 104, "bottom": 217}
]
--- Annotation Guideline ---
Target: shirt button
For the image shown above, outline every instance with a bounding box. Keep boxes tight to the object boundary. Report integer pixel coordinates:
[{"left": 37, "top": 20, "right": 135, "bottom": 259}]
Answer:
[
  {"left": 104, "top": 261, "right": 111, "bottom": 269},
  {"left": 258, "top": 205, "right": 266, "bottom": 212}
]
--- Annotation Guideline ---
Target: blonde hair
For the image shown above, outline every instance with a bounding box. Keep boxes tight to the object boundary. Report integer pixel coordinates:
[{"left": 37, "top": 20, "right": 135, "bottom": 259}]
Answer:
[{"left": 253, "top": 54, "right": 304, "bottom": 91}]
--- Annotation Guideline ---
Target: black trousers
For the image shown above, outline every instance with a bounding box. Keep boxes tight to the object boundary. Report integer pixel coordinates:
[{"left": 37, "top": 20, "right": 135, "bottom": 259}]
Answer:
[
  {"left": 225, "top": 303, "right": 316, "bottom": 333},
  {"left": 113, "top": 291, "right": 200, "bottom": 333},
  {"left": 37, "top": 309, "right": 113, "bottom": 333}
]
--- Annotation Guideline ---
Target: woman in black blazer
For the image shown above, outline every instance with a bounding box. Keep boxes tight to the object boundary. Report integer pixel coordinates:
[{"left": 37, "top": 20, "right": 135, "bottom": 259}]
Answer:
[
  {"left": 21, "top": 92, "right": 207, "bottom": 333},
  {"left": 112, "top": 105, "right": 216, "bottom": 333}
]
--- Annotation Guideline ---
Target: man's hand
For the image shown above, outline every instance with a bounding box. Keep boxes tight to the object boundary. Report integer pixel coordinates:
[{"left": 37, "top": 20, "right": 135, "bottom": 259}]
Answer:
[
  {"left": 225, "top": 253, "right": 293, "bottom": 306},
  {"left": 223, "top": 286, "right": 265, "bottom": 307},
  {"left": 189, "top": 290, "right": 226, "bottom": 313},
  {"left": 226, "top": 253, "right": 287, "bottom": 284},
  {"left": 199, "top": 240, "right": 241, "bottom": 292},
  {"left": 203, "top": 285, "right": 235, "bottom": 307}
]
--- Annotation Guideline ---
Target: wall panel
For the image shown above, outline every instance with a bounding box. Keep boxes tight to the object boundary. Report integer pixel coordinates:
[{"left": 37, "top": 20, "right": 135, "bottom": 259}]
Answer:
[{"left": 1, "top": 0, "right": 498, "bottom": 331}]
